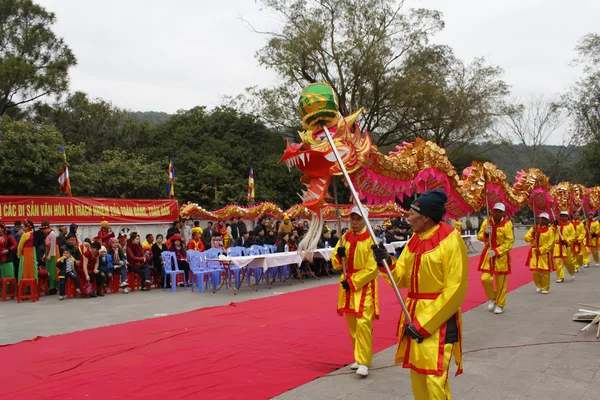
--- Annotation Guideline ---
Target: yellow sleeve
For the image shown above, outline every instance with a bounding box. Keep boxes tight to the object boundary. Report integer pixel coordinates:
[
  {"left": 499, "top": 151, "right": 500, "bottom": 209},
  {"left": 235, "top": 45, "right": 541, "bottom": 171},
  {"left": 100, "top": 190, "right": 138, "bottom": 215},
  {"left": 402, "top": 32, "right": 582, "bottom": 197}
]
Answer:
[
  {"left": 524, "top": 227, "right": 535, "bottom": 243},
  {"left": 539, "top": 229, "right": 555, "bottom": 255},
  {"left": 17, "top": 232, "right": 29, "bottom": 258},
  {"left": 495, "top": 221, "right": 514, "bottom": 257},
  {"left": 577, "top": 224, "right": 586, "bottom": 242},
  {"left": 477, "top": 219, "right": 488, "bottom": 242},
  {"left": 414, "top": 232, "right": 468, "bottom": 338},
  {"left": 331, "top": 234, "right": 348, "bottom": 271},
  {"left": 348, "top": 241, "right": 379, "bottom": 291},
  {"left": 565, "top": 225, "right": 575, "bottom": 244}
]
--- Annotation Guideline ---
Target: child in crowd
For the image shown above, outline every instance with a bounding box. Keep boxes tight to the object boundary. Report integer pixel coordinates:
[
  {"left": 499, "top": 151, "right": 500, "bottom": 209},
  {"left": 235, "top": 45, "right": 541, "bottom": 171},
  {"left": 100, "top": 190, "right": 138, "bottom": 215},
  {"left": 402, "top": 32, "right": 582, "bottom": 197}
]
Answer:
[
  {"left": 97, "top": 246, "right": 113, "bottom": 292},
  {"left": 143, "top": 246, "right": 153, "bottom": 283},
  {"left": 56, "top": 248, "right": 81, "bottom": 300}
]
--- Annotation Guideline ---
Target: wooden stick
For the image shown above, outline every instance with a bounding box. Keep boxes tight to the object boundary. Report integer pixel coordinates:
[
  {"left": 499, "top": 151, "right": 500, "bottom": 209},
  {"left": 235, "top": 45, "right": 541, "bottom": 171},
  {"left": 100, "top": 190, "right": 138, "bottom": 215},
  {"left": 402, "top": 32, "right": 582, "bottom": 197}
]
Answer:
[{"left": 577, "top": 303, "right": 600, "bottom": 309}]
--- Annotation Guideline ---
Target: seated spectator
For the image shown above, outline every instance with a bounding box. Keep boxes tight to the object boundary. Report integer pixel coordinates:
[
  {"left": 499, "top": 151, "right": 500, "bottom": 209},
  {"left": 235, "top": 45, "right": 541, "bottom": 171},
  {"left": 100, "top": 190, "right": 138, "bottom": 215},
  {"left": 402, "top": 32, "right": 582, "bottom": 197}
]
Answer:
[
  {"left": 142, "top": 233, "right": 155, "bottom": 249},
  {"left": 235, "top": 232, "right": 248, "bottom": 247},
  {"left": 276, "top": 233, "right": 290, "bottom": 253},
  {"left": 151, "top": 234, "right": 167, "bottom": 283},
  {"left": 265, "top": 229, "right": 277, "bottom": 246},
  {"left": 108, "top": 238, "right": 129, "bottom": 293},
  {"left": 243, "top": 231, "right": 255, "bottom": 248},
  {"left": 80, "top": 241, "right": 104, "bottom": 298},
  {"left": 255, "top": 228, "right": 266, "bottom": 246},
  {"left": 330, "top": 230, "right": 339, "bottom": 248},
  {"left": 168, "top": 234, "right": 190, "bottom": 286},
  {"left": 56, "top": 248, "right": 80, "bottom": 300},
  {"left": 126, "top": 232, "right": 152, "bottom": 290},
  {"left": 97, "top": 246, "right": 113, "bottom": 291},
  {"left": 211, "top": 231, "right": 224, "bottom": 251}
]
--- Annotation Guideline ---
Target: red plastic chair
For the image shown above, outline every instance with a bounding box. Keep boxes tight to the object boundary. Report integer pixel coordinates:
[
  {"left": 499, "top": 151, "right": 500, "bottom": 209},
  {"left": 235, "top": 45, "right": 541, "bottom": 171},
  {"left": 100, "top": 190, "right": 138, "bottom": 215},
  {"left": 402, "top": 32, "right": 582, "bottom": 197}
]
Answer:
[
  {"left": 66, "top": 279, "right": 79, "bottom": 299},
  {"left": 127, "top": 272, "right": 142, "bottom": 292},
  {"left": 17, "top": 279, "right": 39, "bottom": 303},
  {"left": 37, "top": 276, "right": 50, "bottom": 296},
  {"left": 1, "top": 278, "right": 17, "bottom": 301},
  {"left": 110, "top": 274, "right": 121, "bottom": 293}
]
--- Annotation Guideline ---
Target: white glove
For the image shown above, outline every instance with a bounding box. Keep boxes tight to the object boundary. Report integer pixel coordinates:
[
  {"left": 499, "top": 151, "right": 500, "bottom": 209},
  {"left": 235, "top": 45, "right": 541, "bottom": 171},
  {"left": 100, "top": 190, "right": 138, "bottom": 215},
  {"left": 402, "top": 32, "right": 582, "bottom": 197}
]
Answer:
[
  {"left": 488, "top": 250, "right": 496, "bottom": 258},
  {"left": 485, "top": 226, "right": 492, "bottom": 234}
]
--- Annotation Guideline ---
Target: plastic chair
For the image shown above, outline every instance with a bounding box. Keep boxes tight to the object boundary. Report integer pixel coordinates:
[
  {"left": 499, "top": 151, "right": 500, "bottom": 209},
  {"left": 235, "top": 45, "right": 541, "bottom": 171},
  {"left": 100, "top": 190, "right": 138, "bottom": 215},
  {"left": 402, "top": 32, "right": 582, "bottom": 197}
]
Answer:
[
  {"left": 161, "top": 251, "right": 187, "bottom": 292},
  {"left": 204, "top": 248, "right": 241, "bottom": 289},
  {"left": 17, "top": 279, "right": 39, "bottom": 303},
  {"left": 1, "top": 278, "right": 17, "bottom": 301},
  {"left": 187, "top": 250, "right": 219, "bottom": 293}
]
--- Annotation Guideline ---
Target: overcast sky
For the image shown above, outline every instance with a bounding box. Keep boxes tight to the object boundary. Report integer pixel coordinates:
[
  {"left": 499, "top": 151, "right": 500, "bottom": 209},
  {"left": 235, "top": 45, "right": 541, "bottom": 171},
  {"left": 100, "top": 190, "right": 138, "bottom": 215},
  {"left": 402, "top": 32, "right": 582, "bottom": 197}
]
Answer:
[{"left": 37, "top": 0, "right": 599, "bottom": 143}]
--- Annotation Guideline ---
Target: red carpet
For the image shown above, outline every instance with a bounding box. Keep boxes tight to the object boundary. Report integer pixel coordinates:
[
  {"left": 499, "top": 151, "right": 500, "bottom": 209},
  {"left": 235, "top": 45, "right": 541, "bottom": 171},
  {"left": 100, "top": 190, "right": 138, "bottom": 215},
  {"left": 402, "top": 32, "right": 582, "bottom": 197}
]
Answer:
[{"left": 1, "top": 246, "right": 532, "bottom": 400}]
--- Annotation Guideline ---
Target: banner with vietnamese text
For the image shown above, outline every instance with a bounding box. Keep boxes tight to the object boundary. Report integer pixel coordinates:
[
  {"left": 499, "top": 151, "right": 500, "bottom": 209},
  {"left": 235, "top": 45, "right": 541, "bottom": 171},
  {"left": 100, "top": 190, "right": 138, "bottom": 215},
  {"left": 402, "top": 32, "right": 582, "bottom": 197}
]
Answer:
[{"left": 0, "top": 196, "right": 179, "bottom": 225}]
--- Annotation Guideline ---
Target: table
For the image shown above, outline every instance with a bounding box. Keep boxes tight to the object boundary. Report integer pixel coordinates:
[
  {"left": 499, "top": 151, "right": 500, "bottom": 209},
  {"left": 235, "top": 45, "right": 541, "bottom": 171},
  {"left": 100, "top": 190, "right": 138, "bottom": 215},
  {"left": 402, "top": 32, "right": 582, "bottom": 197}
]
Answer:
[
  {"left": 384, "top": 241, "right": 407, "bottom": 254},
  {"left": 462, "top": 235, "right": 481, "bottom": 253}
]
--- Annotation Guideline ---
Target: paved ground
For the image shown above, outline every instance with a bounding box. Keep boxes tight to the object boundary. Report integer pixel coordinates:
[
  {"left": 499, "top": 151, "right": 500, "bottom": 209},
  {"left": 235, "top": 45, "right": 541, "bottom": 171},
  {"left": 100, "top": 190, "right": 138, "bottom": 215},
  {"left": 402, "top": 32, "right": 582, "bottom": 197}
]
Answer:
[
  {"left": 274, "top": 230, "right": 600, "bottom": 400},
  {"left": 8, "top": 228, "right": 591, "bottom": 400}
]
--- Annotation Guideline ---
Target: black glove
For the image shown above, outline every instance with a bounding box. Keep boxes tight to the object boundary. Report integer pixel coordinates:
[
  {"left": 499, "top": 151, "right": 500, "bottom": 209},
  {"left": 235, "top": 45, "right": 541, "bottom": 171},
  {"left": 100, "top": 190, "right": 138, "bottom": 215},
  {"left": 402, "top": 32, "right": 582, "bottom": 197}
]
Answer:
[
  {"left": 560, "top": 240, "right": 568, "bottom": 247},
  {"left": 341, "top": 279, "right": 350, "bottom": 291},
  {"left": 553, "top": 220, "right": 559, "bottom": 227},
  {"left": 337, "top": 247, "right": 346, "bottom": 258},
  {"left": 405, "top": 323, "right": 424, "bottom": 343},
  {"left": 592, "top": 233, "right": 598, "bottom": 238},
  {"left": 371, "top": 243, "right": 388, "bottom": 263}
]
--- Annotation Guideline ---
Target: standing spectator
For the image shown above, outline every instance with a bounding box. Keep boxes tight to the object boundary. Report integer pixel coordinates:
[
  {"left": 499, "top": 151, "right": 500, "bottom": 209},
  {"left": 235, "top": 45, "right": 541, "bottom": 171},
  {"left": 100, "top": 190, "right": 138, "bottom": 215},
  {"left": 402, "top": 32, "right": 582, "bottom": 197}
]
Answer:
[
  {"left": 183, "top": 219, "right": 192, "bottom": 245},
  {"left": 229, "top": 217, "right": 239, "bottom": 241},
  {"left": 0, "top": 222, "right": 17, "bottom": 278},
  {"left": 11, "top": 221, "right": 23, "bottom": 278},
  {"left": 166, "top": 221, "right": 181, "bottom": 241},
  {"left": 17, "top": 220, "right": 37, "bottom": 283},
  {"left": 278, "top": 215, "right": 293, "bottom": 234},
  {"left": 202, "top": 222, "right": 213, "bottom": 249},
  {"left": 188, "top": 230, "right": 205, "bottom": 251},
  {"left": 237, "top": 216, "right": 247, "bottom": 237},
  {"left": 80, "top": 241, "right": 104, "bottom": 297},
  {"left": 60, "top": 234, "right": 82, "bottom": 260},
  {"left": 41, "top": 221, "right": 60, "bottom": 293},
  {"left": 56, "top": 248, "right": 80, "bottom": 300},
  {"left": 168, "top": 234, "right": 190, "bottom": 285},
  {"left": 69, "top": 223, "right": 79, "bottom": 246},
  {"left": 57, "top": 225, "right": 68, "bottom": 249},
  {"left": 151, "top": 234, "right": 168, "bottom": 284},
  {"left": 97, "top": 220, "right": 115, "bottom": 248},
  {"left": 108, "top": 238, "right": 129, "bottom": 293},
  {"left": 126, "top": 232, "right": 152, "bottom": 290}
]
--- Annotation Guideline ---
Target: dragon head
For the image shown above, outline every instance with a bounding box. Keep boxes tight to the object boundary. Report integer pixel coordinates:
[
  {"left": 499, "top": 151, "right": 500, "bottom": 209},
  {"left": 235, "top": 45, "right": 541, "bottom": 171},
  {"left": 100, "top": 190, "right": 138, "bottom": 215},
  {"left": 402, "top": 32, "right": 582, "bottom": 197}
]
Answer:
[{"left": 279, "top": 109, "right": 372, "bottom": 211}]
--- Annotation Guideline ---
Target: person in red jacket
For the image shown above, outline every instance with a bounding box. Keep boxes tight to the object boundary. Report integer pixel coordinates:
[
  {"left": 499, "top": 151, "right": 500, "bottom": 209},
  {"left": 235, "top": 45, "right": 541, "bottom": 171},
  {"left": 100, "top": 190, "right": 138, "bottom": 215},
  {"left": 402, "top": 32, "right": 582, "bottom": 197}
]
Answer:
[
  {"left": 187, "top": 230, "right": 205, "bottom": 251},
  {"left": 126, "top": 232, "right": 152, "bottom": 290},
  {"left": 169, "top": 234, "right": 190, "bottom": 286},
  {"left": 97, "top": 221, "right": 115, "bottom": 249},
  {"left": 0, "top": 221, "right": 18, "bottom": 278}
]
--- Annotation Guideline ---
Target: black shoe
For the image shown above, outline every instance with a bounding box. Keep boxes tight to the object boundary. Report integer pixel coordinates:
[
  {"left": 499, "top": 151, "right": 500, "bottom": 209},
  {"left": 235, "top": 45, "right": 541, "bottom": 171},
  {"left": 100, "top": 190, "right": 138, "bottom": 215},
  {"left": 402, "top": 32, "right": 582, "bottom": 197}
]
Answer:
[
  {"left": 90, "top": 293, "right": 97, "bottom": 298},
  {"left": 97, "top": 292, "right": 105, "bottom": 297}
]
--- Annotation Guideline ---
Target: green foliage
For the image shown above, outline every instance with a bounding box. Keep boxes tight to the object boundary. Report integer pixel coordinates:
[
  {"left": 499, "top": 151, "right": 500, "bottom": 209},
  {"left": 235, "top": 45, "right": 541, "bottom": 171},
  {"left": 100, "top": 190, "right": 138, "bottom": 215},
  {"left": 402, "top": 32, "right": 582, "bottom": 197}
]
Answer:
[
  {"left": 251, "top": 0, "right": 509, "bottom": 147},
  {"left": 0, "top": 116, "right": 67, "bottom": 194},
  {"left": 128, "top": 111, "right": 171, "bottom": 125},
  {"left": 0, "top": 0, "right": 77, "bottom": 115}
]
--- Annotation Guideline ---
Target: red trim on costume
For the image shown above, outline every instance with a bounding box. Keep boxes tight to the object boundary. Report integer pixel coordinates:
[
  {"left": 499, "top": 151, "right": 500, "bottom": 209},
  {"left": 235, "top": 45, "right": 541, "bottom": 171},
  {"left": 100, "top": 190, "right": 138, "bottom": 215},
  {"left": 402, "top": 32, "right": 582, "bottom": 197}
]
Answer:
[
  {"left": 370, "top": 281, "right": 379, "bottom": 320},
  {"left": 408, "top": 292, "right": 441, "bottom": 300},
  {"left": 554, "top": 223, "right": 569, "bottom": 259},
  {"left": 477, "top": 218, "right": 511, "bottom": 274},
  {"left": 412, "top": 317, "right": 431, "bottom": 339}
]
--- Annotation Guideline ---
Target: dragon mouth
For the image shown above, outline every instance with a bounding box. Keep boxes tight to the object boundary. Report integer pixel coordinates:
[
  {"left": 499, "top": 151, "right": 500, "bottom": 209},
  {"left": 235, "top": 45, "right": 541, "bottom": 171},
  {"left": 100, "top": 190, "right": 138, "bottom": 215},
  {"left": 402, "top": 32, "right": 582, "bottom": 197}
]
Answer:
[{"left": 298, "top": 175, "right": 330, "bottom": 209}]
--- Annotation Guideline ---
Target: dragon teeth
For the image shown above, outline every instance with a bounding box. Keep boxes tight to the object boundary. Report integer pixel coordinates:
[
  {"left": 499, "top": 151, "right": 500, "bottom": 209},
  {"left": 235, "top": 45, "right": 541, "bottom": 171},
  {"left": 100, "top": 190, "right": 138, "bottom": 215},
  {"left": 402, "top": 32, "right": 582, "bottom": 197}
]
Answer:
[{"left": 298, "top": 153, "right": 305, "bottom": 166}]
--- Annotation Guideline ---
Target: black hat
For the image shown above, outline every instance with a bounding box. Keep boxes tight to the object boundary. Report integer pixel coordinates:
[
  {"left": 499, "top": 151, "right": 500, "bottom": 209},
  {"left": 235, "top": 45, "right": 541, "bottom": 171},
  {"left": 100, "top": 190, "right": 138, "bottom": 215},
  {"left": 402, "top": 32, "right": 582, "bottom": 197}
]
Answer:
[{"left": 411, "top": 190, "right": 447, "bottom": 223}]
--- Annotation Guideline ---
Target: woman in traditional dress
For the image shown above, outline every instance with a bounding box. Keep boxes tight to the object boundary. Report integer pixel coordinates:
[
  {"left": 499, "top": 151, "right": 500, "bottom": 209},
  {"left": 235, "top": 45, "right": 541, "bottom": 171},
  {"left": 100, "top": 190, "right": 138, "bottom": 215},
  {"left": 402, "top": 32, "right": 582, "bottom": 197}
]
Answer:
[
  {"left": 17, "top": 220, "right": 38, "bottom": 282},
  {"left": 0, "top": 222, "right": 18, "bottom": 278},
  {"left": 41, "top": 221, "right": 60, "bottom": 291}
]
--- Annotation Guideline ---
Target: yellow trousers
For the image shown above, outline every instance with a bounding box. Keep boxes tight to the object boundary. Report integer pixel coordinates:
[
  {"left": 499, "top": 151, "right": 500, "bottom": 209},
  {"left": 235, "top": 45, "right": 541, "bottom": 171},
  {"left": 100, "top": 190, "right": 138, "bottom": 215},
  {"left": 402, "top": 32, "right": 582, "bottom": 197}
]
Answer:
[
  {"left": 583, "top": 247, "right": 599, "bottom": 266},
  {"left": 345, "top": 293, "right": 374, "bottom": 366},
  {"left": 410, "top": 343, "right": 454, "bottom": 400},
  {"left": 481, "top": 272, "right": 508, "bottom": 307},
  {"left": 570, "top": 248, "right": 582, "bottom": 271},
  {"left": 532, "top": 270, "right": 550, "bottom": 291},
  {"left": 555, "top": 257, "right": 575, "bottom": 280}
]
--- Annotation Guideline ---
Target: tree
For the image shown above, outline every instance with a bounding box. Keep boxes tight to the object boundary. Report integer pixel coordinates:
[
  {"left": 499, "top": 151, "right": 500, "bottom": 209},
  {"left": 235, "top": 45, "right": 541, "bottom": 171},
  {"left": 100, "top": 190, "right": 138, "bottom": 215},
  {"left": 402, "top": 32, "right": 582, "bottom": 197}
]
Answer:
[
  {"left": 492, "top": 95, "right": 566, "bottom": 168},
  {"left": 0, "top": 0, "right": 77, "bottom": 115},
  {"left": 0, "top": 115, "right": 70, "bottom": 194},
  {"left": 30, "top": 91, "right": 149, "bottom": 157},
  {"left": 247, "top": 0, "right": 509, "bottom": 148}
]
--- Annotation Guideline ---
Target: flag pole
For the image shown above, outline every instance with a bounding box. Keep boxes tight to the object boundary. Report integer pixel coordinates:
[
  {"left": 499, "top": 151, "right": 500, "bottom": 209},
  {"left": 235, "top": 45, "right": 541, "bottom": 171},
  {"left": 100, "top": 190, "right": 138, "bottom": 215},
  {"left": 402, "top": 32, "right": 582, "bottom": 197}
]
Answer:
[{"left": 320, "top": 122, "right": 412, "bottom": 325}]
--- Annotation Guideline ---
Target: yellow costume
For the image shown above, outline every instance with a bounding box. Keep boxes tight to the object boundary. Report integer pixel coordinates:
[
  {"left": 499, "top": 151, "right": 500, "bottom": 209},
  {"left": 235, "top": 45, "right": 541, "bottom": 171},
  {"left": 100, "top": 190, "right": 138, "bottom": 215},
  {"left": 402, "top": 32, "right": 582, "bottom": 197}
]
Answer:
[
  {"left": 554, "top": 222, "right": 576, "bottom": 280},
  {"left": 582, "top": 219, "right": 600, "bottom": 266},
  {"left": 571, "top": 221, "right": 585, "bottom": 271},
  {"left": 332, "top": 228, "right": 379, "bottom": 367},
  {"left": 477, "top": 217, "right": 514, "bottom": 308},
  {"left": 524, "top": 225, "right": 555, "bottom": 292},
  {"left": 380, "top": 222, "right": 468, "bottom": 400}
]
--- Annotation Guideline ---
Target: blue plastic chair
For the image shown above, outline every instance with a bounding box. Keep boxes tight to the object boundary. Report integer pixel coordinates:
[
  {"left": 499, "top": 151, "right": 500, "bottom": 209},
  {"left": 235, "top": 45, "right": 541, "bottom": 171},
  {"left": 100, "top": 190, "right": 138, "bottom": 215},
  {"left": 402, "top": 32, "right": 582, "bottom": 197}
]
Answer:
[
  {"left": 161, "top": 251, "right": 187, "bottom": 292},
  {"left": 204, "top": 248, "right": 241, "bottom": 289},
  {"left": 187, "top": 250, "right": 218, "bottom": 293}
]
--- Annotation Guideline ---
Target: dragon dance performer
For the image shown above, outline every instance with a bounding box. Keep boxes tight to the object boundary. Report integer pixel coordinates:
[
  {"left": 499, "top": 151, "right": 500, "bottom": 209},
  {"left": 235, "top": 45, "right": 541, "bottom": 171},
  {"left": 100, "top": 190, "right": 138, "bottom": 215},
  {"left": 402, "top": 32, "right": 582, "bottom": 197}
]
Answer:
[
  {"left": 582, "top": 211, "right": 600, "bottom": 268},
  {"left": 373, "top": 190, "right": 468, "bottom": 400},
  {"left": 554, "top": 211, "right": 576, "bottom": 283},
  {"left": 332, "top": 206, "right": 379, "bottom": 377},
  {"left": 524, "top": 212, "right": 555, "bottom": 294},
  {"left": 477, "top": 202, "right": 514, "bottom": 314},
  {"left": 571, "top": 212, "right": 585, "bottom": 272}
]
